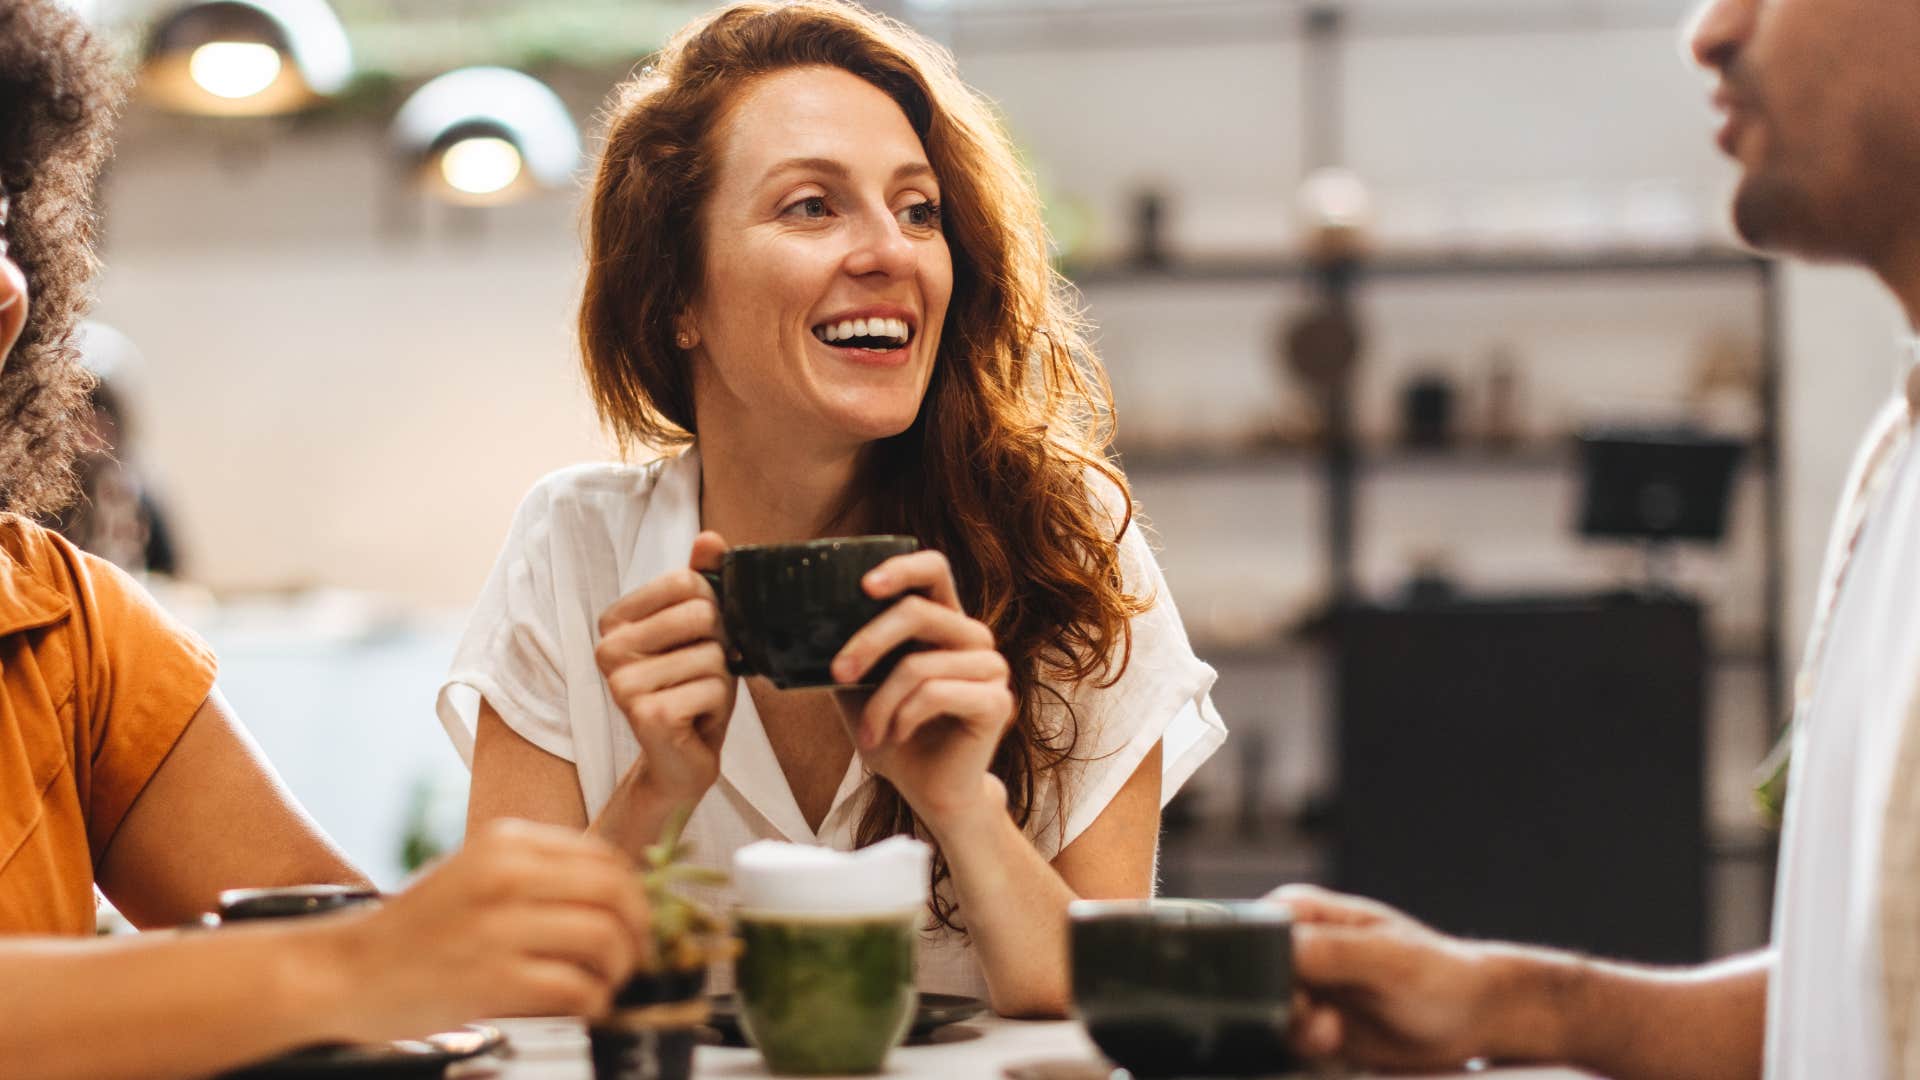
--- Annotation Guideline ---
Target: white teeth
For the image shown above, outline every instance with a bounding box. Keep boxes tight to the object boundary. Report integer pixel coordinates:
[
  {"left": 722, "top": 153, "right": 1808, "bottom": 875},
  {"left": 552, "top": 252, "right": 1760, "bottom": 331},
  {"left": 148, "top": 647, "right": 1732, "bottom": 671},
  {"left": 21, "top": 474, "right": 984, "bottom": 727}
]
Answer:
[{"left": 811, "top": 317, "right": 914, "bottom": 348}]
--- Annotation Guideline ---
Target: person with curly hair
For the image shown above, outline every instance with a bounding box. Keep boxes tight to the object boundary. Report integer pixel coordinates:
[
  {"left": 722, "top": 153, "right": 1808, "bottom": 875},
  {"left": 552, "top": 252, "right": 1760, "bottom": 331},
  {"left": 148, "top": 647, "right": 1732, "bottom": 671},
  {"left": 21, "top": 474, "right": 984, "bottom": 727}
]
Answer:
[
  {"left": 448, "top": 0, "right": 1226, "bottom": 1017},
  {"left": 0, "top": 4, "right": 652, "bottom": 1077}
]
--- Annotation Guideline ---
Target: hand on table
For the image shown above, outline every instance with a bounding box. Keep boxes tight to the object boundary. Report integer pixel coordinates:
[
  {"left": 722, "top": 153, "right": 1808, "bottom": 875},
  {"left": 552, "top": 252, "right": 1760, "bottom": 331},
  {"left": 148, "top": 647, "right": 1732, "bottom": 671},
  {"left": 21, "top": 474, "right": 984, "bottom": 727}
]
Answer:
[
  {"left": 595, "top": 531, "right": 737, "bottom": 806},
  {"left": 319, "top": 819, "right": 651, "bottom": 1042},
  {"left": 829, "top": 548, "right": 1016, "bottom": 832}
]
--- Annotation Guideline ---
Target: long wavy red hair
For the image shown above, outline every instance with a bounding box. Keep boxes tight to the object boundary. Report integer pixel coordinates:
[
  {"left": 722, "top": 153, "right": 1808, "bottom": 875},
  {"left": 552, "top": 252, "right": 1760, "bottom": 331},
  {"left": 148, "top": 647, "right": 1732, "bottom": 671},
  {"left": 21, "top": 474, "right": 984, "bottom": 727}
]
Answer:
[{"left": 579, "top": 0, "right": 1144, "bottom": 929}]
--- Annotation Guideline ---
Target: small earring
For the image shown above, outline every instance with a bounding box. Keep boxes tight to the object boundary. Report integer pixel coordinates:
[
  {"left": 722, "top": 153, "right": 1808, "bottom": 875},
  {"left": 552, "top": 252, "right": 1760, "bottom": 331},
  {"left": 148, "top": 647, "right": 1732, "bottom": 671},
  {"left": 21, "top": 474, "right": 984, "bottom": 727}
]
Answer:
[{"left": 676, "top": 331, "right": 695, "bottom": 349}]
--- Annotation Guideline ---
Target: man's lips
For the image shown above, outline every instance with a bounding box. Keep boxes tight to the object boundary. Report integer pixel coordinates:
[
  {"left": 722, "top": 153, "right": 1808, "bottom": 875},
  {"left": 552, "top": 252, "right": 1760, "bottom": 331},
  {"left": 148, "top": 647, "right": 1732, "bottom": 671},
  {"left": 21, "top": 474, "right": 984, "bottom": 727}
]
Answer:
[
  {"left": 1709, "top": 83, "right": 1756, "bottom": 159},
  {"left": 1715, "top": 110, "right": 1743, "bottom": 157}
]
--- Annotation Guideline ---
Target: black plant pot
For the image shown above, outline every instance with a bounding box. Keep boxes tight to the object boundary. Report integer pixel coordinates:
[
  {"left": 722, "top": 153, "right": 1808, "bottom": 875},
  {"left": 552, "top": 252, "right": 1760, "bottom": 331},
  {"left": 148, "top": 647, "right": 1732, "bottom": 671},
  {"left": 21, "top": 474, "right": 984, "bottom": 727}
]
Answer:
[{"left": 588, "top": 967, "right": 710, "bottom": 1080}]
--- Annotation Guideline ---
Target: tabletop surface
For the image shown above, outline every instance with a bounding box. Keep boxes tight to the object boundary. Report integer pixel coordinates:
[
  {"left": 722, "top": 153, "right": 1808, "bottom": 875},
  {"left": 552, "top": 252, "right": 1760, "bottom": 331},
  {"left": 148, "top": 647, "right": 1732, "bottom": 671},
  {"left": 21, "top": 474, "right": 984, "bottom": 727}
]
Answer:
[{"left": 456, "top": 1016, "right": 1596, "bottom": 1080}]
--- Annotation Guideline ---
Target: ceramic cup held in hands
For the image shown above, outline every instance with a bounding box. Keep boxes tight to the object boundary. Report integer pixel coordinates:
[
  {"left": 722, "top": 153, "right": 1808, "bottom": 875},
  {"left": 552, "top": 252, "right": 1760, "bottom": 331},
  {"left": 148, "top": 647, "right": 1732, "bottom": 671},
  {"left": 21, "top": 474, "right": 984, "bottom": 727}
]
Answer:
[
  {"left": 1068, "top": 899, "right": 1295, "bottom": 1078},
  {"left": 700, "top": 535, "right": 921, "bottom": 690},
  {"left": 730, "top": 838, "right": 931, "bottom": 1076}
]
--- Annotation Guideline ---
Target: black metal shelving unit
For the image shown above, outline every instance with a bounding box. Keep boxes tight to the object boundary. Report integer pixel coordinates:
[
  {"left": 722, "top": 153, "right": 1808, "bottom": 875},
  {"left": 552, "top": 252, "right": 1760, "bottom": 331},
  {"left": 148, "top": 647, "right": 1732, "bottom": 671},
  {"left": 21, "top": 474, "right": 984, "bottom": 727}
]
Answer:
[
  {"left": 1055, "top": 7, "right": 1785, "bottom": 939},
  {"left": 1075, "top": 248, "right": 1787, "bottom": 729}
]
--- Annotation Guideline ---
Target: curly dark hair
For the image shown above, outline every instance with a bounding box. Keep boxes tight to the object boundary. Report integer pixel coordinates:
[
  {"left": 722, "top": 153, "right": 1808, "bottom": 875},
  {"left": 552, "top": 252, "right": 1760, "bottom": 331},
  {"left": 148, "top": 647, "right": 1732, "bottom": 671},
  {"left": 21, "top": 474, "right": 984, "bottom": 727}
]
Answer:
[{"left": 0, "top": 0, "right": 126, "bottom": 517}]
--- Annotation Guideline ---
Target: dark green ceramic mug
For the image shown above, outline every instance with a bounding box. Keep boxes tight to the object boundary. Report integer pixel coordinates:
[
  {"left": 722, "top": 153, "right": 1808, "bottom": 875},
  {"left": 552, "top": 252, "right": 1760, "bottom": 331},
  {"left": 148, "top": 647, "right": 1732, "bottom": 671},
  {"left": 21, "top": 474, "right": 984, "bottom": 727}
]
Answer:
[
  {"left": 1069, "top": 899, "right": 1296, "bottom": 1078},
  {"left": 701, "top": 535, "right": 920, "bottom": 690}
]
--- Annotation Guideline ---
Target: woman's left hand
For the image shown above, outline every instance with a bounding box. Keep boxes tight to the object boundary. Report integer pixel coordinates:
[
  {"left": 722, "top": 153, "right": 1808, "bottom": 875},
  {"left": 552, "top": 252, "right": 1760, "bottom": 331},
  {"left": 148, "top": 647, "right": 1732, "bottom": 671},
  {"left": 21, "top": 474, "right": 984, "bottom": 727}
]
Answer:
[{"left": 830, "top": 550, "right": 1014, "bottom": 833}]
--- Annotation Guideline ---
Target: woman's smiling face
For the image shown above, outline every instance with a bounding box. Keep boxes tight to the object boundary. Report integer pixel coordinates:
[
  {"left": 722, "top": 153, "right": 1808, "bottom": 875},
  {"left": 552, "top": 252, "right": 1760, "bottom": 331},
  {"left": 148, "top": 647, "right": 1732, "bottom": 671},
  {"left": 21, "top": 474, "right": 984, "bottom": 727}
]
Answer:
[{"left": 684, "top": 65, "right": 952, "bottom": 451}]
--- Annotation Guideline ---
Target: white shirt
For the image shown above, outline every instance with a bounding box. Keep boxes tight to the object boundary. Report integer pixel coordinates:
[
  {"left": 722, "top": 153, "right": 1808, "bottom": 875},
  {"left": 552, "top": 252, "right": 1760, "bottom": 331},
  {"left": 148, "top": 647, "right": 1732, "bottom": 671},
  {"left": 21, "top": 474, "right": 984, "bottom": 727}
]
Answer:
[
  {"left": 437, "top": 447, "right": 1227, "bottom": 997},
  {"left": 1766, "top": 350, "right": 1920, "bottom": 1079}
]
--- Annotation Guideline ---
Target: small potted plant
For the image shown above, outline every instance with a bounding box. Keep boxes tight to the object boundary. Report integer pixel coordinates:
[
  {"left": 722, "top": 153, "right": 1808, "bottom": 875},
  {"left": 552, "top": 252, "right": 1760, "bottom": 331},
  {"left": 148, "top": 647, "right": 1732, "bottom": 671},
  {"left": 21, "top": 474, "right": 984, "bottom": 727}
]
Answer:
[{"left": 589, "top": 806, "right": 735, "bottom": 1080}]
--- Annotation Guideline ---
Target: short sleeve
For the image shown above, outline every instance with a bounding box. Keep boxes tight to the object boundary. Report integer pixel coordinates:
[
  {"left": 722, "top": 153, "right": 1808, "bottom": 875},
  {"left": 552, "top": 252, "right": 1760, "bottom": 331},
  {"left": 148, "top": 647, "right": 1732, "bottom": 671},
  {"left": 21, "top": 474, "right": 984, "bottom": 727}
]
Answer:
[
  {"left": 67, "top": 548, "right": 219, "bottom": 859},
  {"left": 438, "top": 484, "right": 574, "bottom": 766},
  {"left": 1033, "top": 506, "right": 1226, "bottom": 859}
]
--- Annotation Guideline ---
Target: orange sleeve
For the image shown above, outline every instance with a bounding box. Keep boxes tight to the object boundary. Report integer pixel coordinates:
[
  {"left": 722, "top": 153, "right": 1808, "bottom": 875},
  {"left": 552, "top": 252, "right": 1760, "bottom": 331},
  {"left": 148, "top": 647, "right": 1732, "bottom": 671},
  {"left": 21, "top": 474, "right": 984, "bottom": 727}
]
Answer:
[{"left": 56, "top": 540, "right": 218, "bottom": 861}]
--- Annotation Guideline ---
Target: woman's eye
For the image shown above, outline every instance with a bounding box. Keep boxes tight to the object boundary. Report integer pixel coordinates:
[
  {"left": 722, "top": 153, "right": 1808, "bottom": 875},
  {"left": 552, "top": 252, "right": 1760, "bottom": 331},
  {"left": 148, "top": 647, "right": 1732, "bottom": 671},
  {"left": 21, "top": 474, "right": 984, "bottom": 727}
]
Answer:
[
  {"left": 900, "top": 201, "right": 941, "bottom": 228},
  {"left": 785, "top": 196, "right": 829, "bottom": 219}
]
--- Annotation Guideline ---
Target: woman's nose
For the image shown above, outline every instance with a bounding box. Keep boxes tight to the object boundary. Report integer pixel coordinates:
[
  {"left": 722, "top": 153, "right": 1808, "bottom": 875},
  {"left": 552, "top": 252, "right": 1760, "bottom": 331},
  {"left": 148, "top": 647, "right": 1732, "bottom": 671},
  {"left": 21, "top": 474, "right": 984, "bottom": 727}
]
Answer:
[{"left": 843, "top": 211, "right": 916, "bottom": 280}]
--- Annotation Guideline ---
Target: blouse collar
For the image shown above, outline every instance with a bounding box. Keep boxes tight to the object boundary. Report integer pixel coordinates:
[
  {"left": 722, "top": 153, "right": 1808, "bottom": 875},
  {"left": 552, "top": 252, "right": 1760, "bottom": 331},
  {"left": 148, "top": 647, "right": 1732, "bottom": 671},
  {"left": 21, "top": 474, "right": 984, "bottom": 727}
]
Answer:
[{"left": 629, "top": 445, "right": 866, "bottom": 844}]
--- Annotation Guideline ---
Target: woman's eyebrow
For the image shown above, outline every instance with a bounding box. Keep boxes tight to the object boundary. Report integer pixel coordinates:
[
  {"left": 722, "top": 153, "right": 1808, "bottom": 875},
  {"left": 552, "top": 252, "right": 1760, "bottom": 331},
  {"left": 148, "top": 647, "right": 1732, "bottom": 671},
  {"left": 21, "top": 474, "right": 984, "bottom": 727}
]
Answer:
[{"left": 760, "top": 157, "right": 937, "bottom": 186}]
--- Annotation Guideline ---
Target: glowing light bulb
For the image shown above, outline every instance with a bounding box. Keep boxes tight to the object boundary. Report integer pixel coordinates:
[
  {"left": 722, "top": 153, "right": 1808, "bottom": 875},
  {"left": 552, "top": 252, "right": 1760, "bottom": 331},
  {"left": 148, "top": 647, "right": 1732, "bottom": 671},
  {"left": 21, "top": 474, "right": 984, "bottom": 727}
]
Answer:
[
  {"left": 188, "top": 42, "right": 283, "bottom": 100},
  {"left": 1299, "top": 167, "right": 1373, "bottom": 230},
  {"left": 439, "top": 137, "right": 523, "bottom": 198}
]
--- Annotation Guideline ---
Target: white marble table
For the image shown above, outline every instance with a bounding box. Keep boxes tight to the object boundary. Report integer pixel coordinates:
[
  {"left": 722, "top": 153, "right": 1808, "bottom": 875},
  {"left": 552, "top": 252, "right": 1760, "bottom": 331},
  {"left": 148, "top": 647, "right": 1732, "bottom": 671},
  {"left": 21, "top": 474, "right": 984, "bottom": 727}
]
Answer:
[{"left": 464, "top": 1017, "right": 1594, "bottom": 1080}]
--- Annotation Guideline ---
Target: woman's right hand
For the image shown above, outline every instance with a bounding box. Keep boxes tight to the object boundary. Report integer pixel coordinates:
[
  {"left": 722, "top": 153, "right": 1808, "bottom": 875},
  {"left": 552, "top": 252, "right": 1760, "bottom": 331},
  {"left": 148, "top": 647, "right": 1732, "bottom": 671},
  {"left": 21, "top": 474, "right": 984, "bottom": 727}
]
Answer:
[{"left": 593, "top": 531, "right": 737, "bottom": 806}]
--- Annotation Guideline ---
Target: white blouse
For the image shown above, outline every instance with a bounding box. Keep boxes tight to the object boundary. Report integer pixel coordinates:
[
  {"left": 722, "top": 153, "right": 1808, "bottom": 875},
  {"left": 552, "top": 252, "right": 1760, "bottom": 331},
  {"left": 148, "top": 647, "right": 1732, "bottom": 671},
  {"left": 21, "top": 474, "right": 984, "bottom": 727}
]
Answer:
[{"left": 437, "top": 447, "right": 1227, "bottom": 997}]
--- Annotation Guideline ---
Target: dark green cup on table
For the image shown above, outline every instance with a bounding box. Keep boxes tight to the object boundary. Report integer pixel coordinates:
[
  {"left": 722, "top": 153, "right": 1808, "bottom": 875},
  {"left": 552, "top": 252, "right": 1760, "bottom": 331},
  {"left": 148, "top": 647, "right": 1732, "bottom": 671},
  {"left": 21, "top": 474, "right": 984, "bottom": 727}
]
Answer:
[
  {"left": 1069, "top": 899, "right": 1296, "bottom": 1078},
  {"left": 730, "top": 837, "right": 931, "bottom": 1075},
  {"left": 699, "top": 535, "right": 920, "bottom": 690}
]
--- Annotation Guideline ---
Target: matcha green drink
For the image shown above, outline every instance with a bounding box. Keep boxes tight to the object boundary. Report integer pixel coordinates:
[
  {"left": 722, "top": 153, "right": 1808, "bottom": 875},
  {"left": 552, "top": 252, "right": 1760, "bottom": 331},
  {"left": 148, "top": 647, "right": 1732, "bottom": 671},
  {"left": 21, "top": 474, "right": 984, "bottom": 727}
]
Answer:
[{"left": 730, "top": 837, "right": 930, "bottom": 1076}]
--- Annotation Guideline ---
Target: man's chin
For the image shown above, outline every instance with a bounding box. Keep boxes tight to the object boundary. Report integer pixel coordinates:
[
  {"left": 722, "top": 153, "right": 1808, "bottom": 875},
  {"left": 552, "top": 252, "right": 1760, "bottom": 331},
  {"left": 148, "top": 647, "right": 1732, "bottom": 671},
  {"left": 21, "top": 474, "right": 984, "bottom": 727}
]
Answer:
[{"left": 1729, "top": 172, "right": 1832, "bottom": 259}]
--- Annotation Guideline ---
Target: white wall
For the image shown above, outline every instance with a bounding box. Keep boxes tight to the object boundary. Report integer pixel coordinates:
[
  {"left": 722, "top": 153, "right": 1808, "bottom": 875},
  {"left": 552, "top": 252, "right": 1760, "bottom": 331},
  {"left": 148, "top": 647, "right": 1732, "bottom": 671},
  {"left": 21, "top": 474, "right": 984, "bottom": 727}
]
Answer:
[
  {"left": 97, "top": 119, "right": 606, "bottom": 604},
  {"left": 83, "top": 6, "right": 1907, "bottom": 882},
  {"left": 93, "top": 12, "right": 1902, "bottom": 648}
]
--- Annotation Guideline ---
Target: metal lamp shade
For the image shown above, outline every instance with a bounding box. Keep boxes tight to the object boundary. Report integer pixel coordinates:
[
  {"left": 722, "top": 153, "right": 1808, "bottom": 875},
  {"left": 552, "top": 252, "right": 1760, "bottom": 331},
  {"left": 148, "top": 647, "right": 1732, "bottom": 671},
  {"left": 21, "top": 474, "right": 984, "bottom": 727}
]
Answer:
[
  {"left": 392, "top": 67, "right": 582, "bottom": 207},
  {"left": 143, "top": 0, "right": 352, "bottom": 117}
]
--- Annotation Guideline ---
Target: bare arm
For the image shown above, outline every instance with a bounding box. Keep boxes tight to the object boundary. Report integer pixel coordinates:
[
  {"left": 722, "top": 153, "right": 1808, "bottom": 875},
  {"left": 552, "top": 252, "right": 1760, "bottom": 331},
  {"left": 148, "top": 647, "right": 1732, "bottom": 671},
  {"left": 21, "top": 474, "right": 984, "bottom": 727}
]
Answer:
[
  {"left": 1530, "top": 949, "right": 1768, "bottom": 1080},
  {"left": 468, "top": 699, "right": 590, "bottom": 831},
  {"left": 0, "top": 921, "right": 361, "bottom": 1080},
  {"left": 95, "top": 687, "right": 368, "bottom": 928},
  {"left": 468, "top": 701, "right": 686, "bottom": 861},
  {"left": 1278, "top": 884, "right": 1767, "bottom": 1080},
  {"left": 925, "top": 741, "right": 1163, "bottom": 1019},
  {"left": 1, "top": 820, "right": 651, "bottom": 1080},
  {"left": 470, "top": 531, "right": 739, "bottom": 861}
]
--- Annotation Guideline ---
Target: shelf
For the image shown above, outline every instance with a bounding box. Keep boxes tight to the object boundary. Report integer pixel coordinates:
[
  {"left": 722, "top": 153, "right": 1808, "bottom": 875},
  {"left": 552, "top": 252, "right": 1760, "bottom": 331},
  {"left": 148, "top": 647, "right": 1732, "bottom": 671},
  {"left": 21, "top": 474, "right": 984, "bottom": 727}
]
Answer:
[
  {"left": 939, "top": 0, "right": 1700, "bottom": 58},
  {"left": 1191, "top": 633, "right": 1772, "bottom": 670},
  {"left": 1119, "top": 441, "right": 1565, "bottom": 477},
  {"left": 1064, "top": 247, "right": 1769, "bottom": 288},
  {"left": 1159, "top": 818, "right": 1775, "bottom": 882},
  {"left": 1118, "top": 437, "right": 1774, "bottom": 479}
]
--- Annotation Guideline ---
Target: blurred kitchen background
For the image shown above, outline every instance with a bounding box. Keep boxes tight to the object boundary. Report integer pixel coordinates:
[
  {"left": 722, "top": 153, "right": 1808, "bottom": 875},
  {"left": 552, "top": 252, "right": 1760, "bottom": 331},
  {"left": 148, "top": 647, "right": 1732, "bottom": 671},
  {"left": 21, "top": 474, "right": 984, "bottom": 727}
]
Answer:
[{"left": 65, "top": 0, "right": 1915, "bottom": 964}]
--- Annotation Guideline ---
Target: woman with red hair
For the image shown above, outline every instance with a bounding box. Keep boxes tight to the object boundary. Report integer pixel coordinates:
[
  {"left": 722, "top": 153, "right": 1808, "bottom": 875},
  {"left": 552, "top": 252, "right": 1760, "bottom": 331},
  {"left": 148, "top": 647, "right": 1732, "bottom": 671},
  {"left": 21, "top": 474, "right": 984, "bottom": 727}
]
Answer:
[{"left": 447, "top": 0, "right": 1225, "bottom": 1016}]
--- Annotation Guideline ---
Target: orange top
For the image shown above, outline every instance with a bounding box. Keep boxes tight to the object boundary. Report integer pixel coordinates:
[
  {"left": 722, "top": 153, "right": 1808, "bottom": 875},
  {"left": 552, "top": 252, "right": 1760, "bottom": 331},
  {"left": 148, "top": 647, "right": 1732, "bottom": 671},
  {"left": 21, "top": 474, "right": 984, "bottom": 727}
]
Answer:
[{"left": 0, "top": 516, "right": 216, "bottom": 935}]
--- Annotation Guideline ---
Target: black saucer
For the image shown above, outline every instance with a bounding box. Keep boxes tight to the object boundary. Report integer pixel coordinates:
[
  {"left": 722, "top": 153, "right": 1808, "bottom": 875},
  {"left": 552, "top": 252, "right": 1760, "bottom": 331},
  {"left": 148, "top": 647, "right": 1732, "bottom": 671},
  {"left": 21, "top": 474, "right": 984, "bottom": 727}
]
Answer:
[{"left": 704, "top": 992, "right": 987, "bottom": 1048}]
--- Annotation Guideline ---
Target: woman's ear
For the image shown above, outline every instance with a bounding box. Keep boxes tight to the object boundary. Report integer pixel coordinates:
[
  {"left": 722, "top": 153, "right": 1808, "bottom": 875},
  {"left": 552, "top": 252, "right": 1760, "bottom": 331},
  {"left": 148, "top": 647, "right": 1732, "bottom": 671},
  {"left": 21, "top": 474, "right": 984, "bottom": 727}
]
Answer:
[{"left": 673, "top": 312, "right": 699, "bottom": 351}]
